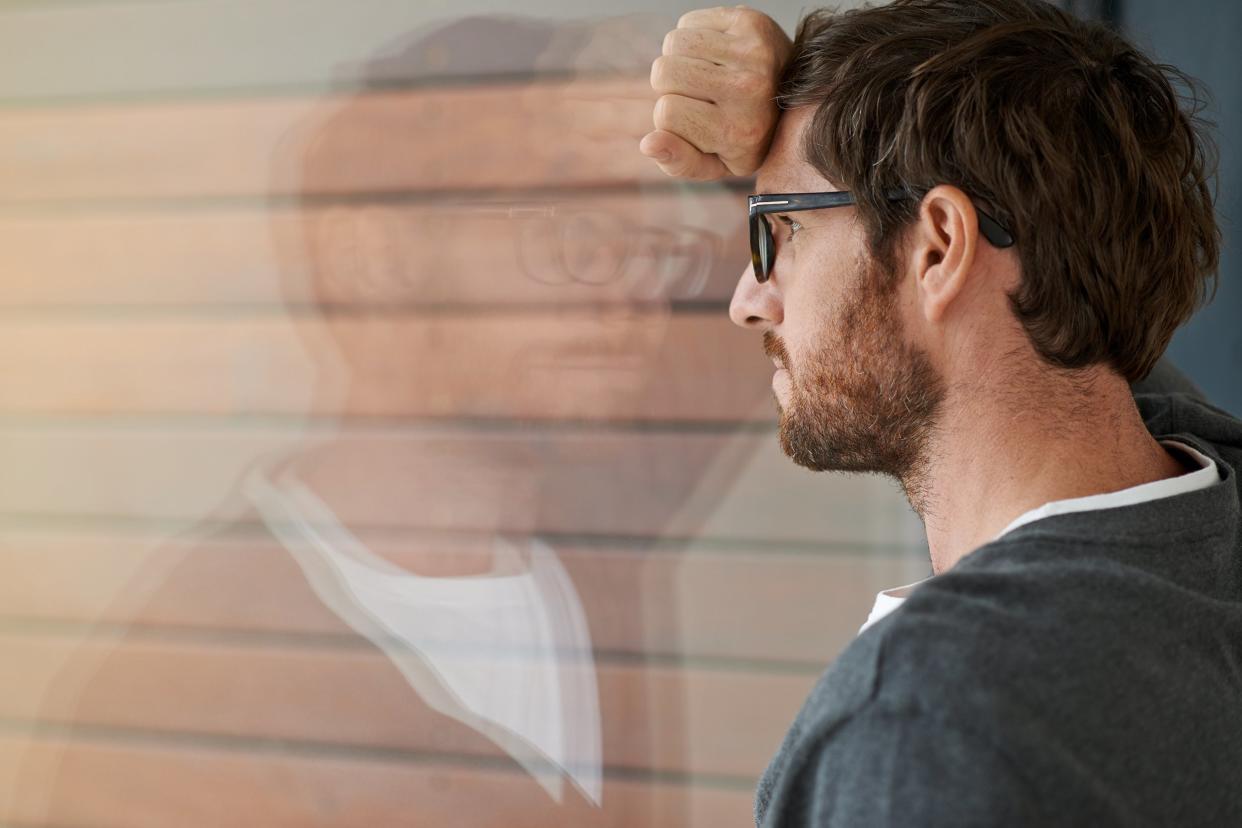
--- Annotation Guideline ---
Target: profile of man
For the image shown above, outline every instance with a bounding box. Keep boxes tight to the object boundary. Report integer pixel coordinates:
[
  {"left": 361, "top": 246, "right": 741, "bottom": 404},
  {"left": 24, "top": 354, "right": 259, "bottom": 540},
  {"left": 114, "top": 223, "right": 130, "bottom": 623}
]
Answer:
[{"left": 643, "top": 1, "right": 1241, "bottom": 825}]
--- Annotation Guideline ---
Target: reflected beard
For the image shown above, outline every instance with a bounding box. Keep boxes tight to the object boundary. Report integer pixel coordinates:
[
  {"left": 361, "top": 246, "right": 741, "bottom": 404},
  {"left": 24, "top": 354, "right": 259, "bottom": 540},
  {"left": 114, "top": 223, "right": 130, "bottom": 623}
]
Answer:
[{"left": 767, "top": 253, "right": 945, "bottom": 507}]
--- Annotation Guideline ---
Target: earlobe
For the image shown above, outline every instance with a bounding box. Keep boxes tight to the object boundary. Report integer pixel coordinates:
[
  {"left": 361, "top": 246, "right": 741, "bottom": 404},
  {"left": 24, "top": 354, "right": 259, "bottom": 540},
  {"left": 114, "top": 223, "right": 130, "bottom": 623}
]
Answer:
[{"left": 915, "top": 185, "right": 978, "bottom": 325}]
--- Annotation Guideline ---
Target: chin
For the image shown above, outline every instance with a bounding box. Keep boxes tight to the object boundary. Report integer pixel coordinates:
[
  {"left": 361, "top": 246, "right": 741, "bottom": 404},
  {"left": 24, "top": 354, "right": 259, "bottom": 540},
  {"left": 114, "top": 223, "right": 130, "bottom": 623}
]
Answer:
[{"left": 776, "top": 394, "right": 892, "bottom": 476}]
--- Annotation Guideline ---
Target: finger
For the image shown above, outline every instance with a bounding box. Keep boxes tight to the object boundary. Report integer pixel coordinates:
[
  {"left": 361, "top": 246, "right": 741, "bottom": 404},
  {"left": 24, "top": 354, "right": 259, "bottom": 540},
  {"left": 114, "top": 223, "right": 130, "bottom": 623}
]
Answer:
[
  {"left": 640, "top": 130, "right": 730, "bottom": 181},
  {"left": 652, "top": 93, "right": 727, "bottom": 157},
  {"left": 651, "top": 54, "right": 739, "bottom": 103},
  {"left": 662, "top": 27, "right": 737, "bottom": 65},
  {"left": 676, "top": 5, "right": 748, "bottom": 33}
]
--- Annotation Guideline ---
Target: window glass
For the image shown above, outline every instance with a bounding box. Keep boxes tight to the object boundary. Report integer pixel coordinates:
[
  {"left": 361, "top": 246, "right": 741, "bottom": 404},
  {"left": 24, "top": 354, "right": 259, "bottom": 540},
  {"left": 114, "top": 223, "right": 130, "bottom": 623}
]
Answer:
[{"left": 0, "top": 3, "right": 929, "bottom": 826}]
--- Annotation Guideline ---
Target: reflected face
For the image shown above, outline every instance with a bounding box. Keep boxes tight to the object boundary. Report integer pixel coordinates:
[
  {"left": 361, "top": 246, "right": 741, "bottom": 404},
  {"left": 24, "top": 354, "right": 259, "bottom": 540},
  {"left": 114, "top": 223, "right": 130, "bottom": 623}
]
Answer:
[
  {"left": 293, "top": 83, "right": 739, "bottom": 422},
  {"left": 730, "top": 107, "right": 945, "bottom": 491}
]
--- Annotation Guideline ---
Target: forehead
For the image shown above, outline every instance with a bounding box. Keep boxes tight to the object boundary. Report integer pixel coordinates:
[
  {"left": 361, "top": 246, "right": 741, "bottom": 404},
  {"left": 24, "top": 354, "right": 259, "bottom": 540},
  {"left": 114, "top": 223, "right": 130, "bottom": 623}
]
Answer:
[{"left": 755, "top": 107, "right": 835, "bottom": 194}]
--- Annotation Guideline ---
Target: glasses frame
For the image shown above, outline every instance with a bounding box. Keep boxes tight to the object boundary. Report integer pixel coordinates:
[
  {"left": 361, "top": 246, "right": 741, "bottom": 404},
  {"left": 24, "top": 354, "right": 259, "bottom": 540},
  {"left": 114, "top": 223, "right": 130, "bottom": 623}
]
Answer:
[
  {"left": 748, "top": 188, "right": 1016, "bottom": 283},
  {"left": 508, "top": 203, "right": 721, "bottom": 299}
]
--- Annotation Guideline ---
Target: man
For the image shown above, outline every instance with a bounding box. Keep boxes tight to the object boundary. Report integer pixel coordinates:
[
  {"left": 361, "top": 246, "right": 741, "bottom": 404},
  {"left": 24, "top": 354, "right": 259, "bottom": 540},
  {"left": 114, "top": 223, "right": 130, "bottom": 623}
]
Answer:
[{"left": 642, "top": 1, "right": 1242, "bottom": 825}]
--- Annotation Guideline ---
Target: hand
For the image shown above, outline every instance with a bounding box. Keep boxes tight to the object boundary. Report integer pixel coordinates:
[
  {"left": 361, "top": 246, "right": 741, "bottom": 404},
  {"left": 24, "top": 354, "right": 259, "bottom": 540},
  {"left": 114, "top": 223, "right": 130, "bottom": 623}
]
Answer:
[{"left": 640, "top": 5, "right": 792, "bottom": 180}]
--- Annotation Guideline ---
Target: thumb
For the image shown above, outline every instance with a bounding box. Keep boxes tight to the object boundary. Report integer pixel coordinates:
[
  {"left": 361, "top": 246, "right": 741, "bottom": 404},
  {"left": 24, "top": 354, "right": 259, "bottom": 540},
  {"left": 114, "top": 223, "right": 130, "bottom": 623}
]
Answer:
[{"left": 639, "top": 130, "right": 730, "bottom": 181}]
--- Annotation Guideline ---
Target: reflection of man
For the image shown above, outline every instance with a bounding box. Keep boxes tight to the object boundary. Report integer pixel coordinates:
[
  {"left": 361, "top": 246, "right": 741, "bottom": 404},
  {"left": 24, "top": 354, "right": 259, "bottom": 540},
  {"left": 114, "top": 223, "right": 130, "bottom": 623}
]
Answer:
[
  {"left": 253, "top": 10, "right": 757, "bottom": 815},
  {"left": 25, "top": 13, "right": 767, "bottom": 828},
  {"left": 644, "top": 2, "right": 1241, "bottom": 825}
]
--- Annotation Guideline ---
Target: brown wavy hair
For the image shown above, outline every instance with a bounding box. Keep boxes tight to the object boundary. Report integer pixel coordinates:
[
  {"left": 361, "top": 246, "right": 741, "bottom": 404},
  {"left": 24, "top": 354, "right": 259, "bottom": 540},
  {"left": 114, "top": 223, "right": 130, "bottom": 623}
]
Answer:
[{"left": 776, "top": 0, "right": 1220, "bottom": 382}]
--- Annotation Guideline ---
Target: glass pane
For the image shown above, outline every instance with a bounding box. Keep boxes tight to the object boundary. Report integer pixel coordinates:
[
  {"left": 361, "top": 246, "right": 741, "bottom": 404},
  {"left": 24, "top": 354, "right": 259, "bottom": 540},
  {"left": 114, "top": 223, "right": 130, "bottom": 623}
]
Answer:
[{"left": 0, "top": 3, "right": 927, "bottom": 826}]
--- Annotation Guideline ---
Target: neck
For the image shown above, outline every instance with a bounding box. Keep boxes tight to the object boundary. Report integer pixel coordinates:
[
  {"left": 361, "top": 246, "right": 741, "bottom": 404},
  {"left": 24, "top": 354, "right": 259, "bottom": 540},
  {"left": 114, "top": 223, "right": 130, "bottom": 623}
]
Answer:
[
  {"left": 272, "top": 433, "right": 545, "bottom": 538},
  {"left": 909, "top": 366, "right": 1185, "bottom": 576}
]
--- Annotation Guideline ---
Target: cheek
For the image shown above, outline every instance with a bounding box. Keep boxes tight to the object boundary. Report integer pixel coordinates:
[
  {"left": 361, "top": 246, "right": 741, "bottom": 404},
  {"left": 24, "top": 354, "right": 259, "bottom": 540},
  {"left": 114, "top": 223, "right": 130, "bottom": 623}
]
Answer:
[
  {"left": 782, "top": 269, "right": 844, "bottom": 362},
  {"left": 784, "top": 250, "right": 881, "bottom": 381}
]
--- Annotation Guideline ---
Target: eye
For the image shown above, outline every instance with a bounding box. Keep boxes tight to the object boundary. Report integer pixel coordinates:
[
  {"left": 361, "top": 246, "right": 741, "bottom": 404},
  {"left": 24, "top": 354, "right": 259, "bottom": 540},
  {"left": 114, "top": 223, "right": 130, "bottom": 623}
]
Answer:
[{"left": 777, "top": 214, "right": 803, "bottom": 243}]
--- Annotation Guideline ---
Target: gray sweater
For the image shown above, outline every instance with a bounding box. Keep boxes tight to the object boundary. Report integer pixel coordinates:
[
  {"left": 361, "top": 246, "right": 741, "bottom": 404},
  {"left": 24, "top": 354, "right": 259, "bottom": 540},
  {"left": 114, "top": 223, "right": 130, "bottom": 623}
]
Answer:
[{"left": 755, "top": 361, "right": 1242, "bottom": 827}]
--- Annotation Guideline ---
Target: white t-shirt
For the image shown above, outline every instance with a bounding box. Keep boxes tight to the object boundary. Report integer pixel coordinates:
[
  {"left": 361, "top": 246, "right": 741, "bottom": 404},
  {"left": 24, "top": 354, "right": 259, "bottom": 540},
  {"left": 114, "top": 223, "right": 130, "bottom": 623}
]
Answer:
[{"left": 856, "top": 439, "right": 1220, "bottom": 637}]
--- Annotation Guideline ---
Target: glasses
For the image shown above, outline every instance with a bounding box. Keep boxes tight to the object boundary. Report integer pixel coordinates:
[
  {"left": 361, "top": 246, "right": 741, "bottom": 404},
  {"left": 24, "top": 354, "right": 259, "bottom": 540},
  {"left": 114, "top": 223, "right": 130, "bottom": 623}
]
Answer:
[
  {"left": 510, "top": 204, "right": 719, "bottom": 300},
  {"left": 313, "top": 202, "right": 722, "bottom": 302},
  {"left": 748, "top": 189, "right": 1016, "bottom": 283}
]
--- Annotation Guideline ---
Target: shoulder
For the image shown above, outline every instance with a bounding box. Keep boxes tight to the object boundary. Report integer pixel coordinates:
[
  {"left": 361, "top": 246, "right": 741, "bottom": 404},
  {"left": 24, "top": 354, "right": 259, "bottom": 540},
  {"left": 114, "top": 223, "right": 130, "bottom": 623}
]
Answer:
[
  {"left": 870, "top": 557, "right": 1080, "bottom": 684},
  {"left": 871, "top": 549, "right": 1165, "bottom": 686},
  {"left": 758, "top": 564, "right": 1111, "bottom": 827},
  {"left": 849, "top": 550, "right": 1185, "bottom": 756},
  {"left": 757, "top": 691, "right": 1049, "bottom": 827}
]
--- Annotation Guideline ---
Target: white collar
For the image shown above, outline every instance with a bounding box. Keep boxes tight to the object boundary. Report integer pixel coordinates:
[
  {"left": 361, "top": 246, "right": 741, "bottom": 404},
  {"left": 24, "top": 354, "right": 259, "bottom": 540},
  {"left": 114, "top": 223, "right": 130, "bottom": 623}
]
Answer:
[
  {"left": 858, "top": 439, "right": 1219, "bottom": 637},
  {"left": 993, "top": 440, "right": 1218, "bottom": 540},
  {"left": 243, "top": 467, "right": 602, "bottom": 804}
]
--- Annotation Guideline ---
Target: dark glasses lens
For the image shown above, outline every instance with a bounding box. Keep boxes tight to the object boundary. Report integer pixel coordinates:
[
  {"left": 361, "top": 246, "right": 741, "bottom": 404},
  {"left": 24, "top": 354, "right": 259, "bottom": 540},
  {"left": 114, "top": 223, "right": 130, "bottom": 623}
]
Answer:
[{"left": 749, "top": 213, "right": 773, "bottom": 283}]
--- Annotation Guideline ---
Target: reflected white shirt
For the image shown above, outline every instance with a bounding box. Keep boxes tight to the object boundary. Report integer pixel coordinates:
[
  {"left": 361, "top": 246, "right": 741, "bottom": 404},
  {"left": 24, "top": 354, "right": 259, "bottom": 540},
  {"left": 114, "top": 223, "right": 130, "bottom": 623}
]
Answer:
[
  {"left": 857, "top": 439, "right": 1219, "bottom": 637},
  {"left": 244, "top": 467, "right": 602, "bottom": 805}
]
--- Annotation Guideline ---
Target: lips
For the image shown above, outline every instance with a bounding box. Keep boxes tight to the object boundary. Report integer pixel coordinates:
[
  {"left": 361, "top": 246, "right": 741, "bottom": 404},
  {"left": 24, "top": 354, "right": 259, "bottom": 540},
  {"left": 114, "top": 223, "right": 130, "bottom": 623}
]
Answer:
[{"left": 762, "top": 331, "right": 791, "bottom": 372}]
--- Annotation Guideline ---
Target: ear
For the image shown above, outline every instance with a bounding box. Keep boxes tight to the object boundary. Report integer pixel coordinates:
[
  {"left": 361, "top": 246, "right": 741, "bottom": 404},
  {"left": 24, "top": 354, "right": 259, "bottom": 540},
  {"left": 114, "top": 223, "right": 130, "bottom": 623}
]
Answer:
[{"left": 910, "top": 185, "right": 979, "bottom": 324}]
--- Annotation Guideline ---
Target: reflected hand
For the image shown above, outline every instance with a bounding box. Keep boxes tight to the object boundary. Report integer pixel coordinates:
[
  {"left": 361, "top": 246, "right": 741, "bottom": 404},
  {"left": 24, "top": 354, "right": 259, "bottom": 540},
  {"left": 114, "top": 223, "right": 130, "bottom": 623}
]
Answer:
[{"left": 640, "top": 5, "right": 792, "bottom": 180}]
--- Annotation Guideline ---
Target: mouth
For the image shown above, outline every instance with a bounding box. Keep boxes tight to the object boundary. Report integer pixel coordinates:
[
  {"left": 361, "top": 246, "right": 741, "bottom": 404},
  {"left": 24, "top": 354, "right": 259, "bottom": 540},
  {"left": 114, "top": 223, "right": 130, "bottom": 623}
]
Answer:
[{"left": 763, "top": 331, "right": 791, "bottom": 373}]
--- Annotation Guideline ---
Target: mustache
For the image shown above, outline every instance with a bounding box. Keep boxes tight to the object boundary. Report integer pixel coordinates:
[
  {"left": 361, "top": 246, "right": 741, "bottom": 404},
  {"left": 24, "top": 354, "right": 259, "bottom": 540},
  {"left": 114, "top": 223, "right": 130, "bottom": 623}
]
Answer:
[{"left": 763, "top": 331, "right": 791, "bottom": 369}]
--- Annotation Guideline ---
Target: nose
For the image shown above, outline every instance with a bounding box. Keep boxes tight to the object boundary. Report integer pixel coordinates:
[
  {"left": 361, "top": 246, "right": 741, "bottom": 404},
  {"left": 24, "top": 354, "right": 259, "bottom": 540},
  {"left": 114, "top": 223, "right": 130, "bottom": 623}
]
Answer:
[{"left": 728, "top": 262, "right": 783, "bottom": 329}]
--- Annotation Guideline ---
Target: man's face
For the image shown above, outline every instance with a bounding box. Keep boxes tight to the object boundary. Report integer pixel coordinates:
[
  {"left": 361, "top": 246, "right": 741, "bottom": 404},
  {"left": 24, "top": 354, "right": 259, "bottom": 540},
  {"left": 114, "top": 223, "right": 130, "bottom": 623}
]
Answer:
[{"left": 729, "top": 107, "right": 946, "bottom": 490}]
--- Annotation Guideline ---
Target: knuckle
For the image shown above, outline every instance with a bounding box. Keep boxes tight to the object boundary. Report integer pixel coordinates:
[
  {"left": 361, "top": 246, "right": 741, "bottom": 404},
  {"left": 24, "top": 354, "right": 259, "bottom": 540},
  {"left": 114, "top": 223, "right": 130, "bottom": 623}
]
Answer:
[
  {"left": 732, "top": 6, "right": 762, "bottom": 29},
  {"left": 665, "top": 28, "right": 701, "bottom": 59},
  {"left": 678, "top": 5, "right": 728, "bottom": 29},
  {"left": 732, "top": 12, "right": 783, "bottom": 63},
  {"left": 662, "top": 29, "right": 679, "bottom": 56},
  {"left": 650, "top": 55, "right": 668, "bottom": 89},
  {"left": 652, "top": 95, "right": 676, "bottom": 130}
]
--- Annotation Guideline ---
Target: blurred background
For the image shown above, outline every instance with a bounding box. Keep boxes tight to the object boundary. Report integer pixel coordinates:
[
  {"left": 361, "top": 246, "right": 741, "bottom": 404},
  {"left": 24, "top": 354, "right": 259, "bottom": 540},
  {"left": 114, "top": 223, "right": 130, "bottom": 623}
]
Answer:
[
  {"left": 1117, "top": 0, "right": 1241, "bottom": 416},
  {"left": 0, "top": 1, "right": 1234, "bottom": 827}
]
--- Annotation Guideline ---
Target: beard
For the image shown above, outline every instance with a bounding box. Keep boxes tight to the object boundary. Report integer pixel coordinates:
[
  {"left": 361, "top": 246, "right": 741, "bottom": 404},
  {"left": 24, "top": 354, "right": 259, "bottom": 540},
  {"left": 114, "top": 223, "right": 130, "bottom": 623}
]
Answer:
[{"left": 763, "top": 251, "right": 945, "bottom": 508}]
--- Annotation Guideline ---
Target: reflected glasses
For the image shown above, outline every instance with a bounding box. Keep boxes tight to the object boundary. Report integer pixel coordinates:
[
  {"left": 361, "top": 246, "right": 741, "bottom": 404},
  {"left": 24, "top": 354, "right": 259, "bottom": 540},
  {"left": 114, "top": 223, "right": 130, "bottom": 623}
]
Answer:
[
  {"left": 315, "top": 202, "right": 722, "bottom": 302},
  {"left": 748, "top": 189, "right": 1016, "bottom": 283},
  {"left": 510, "top": 204, "right": 719, "bottom": 300}
]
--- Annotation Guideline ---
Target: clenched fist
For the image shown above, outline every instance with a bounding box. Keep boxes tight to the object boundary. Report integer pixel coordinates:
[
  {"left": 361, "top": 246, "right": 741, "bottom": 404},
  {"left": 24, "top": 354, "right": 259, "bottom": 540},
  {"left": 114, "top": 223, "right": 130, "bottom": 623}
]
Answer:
[{"left": 640, "top": 5, "right": 792, "bottom": 180}]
